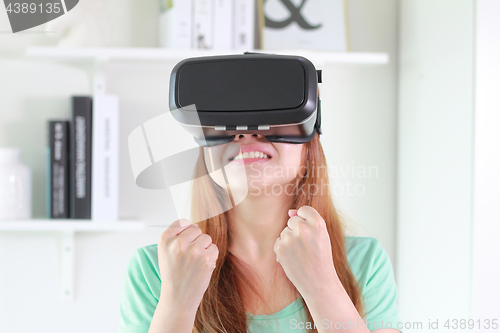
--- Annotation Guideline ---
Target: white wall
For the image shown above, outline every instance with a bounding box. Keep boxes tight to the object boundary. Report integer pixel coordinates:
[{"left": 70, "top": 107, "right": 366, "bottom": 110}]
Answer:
[
  {"left": 397, "top": 0, "right": 474, "bottom": 330},
  {"left": 0, "top": 1, "right": 398, "bottom": 332},
  {"left": 325, "top": 0, "right": 399, "bottom": 262},
  {"left": 472, "top": 0, "right": 500, "bottom": 325}
]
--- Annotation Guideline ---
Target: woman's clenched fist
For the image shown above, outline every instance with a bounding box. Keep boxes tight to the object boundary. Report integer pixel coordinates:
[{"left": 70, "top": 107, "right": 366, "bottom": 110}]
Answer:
[
  {"left": 273, "top": 206, "right": 338, "bottom": 300},
  {"left": 157, "top": 219, "right": 219, "bottom": 310}
]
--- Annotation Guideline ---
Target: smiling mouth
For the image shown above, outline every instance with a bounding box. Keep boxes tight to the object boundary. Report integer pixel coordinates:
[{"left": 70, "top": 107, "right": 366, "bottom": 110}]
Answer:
[{"left": 229, "top": 151, "right": 271, "bottom": 161}]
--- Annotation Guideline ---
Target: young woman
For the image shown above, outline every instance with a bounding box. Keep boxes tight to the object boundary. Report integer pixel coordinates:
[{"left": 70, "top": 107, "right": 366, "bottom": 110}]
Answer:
[{"left": 118, "top": 132, "right": 402, "bottom": 333}]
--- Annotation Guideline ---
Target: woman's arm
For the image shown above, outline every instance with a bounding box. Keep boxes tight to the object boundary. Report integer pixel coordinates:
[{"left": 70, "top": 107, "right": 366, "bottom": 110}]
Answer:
[
  {"left": 147, "top": 296, "right": 198, "bottom": 333},
  {"left": 303, "top": 279, "right": 371, "bottom": 333},
  {"left": 304, "top": 275, "right": 401, "bottom": 333}
]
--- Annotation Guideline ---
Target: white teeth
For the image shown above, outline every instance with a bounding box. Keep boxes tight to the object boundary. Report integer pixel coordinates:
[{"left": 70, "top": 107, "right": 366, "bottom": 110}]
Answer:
[{"left": 231, "top": 151, "right": 270, "bottom": 160}]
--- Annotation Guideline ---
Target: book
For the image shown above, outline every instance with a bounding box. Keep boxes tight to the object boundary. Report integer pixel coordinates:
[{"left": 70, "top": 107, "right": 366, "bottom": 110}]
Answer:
[
  {"left": 158, "top": 0, "right": 193, "bottom": 49},
  {"left": 213, "top": 0, "right": 234, "bottom": 50},
  {"left": 263, "top": 0, "right": 349, "bottom": 51},
  {"left": 47, "top": 121, "right": 70, "bottom": 219},
  {"left": 233, "top": 0, "right": 255, "bottom": 50},
  {"left": 91, "top": 95, "right": 119, "bottom": 221},
  {"left": 193, "top": 0, "right": 214, "bottom": 49},
  {"left": 70, "top": 96, "right": 92, "bottom": 219}
]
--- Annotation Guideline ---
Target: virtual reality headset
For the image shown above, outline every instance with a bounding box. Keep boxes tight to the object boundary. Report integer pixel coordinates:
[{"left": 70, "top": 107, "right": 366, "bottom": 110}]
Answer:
[{"left": 169, "top": 53, "right": 322, "bottom": 147}]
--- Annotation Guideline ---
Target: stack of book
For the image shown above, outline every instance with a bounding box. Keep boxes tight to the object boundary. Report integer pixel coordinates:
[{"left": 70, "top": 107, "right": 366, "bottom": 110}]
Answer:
[
  {"left": 46, "top": 95, "right": 119, "bottom": 221},
  {"left": 158, "top": 0, "right": 262, "bottom": 50},
  {"left": 158, "top": 0, "right": 349, "bottom": 52}
]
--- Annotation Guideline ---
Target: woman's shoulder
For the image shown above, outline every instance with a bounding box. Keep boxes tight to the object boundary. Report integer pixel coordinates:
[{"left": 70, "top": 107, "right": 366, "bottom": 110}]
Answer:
[
  {"left": 125, "top": 244, "right": 160, "bottom": 278},
  {"left": 136, "top": 243, "right": 159, "bottom": 259},
  {"left": 343, "top": 237, "right": 402, "bottom": 330},
  {"left": 343, "top": 236, "right": 393, "bottom": 282},
  {"left": 343, "top": 236, "right": 383, "bottom": 257}
]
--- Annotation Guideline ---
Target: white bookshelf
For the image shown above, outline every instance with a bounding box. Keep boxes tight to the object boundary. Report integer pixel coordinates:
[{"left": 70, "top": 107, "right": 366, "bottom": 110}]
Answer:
[
  {"left": 0, "top": 219, "right": 145, "bottom": 301},
  {"left": 0, "top": 219, "right": 144, "bottom": 231},
  {"left": 26, "top": 46, "right": 389, "bottom": 65},
  {"left": 26, "top": 47, "right": 389, "bottom": 96}
]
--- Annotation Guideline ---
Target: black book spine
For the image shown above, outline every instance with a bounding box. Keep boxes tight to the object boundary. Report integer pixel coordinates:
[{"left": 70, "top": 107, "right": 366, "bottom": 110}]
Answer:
[
  {"left": 49, "top": 121, "right": 70, "bottom": 218},
  {"left": 70, "top": 96, "right": 92, "bottom": 219}
]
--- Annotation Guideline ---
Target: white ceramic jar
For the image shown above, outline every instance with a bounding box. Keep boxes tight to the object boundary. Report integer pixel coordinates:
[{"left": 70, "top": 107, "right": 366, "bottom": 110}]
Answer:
[{"left": 0, "top": 148, "right": 32, "bottom": 220}]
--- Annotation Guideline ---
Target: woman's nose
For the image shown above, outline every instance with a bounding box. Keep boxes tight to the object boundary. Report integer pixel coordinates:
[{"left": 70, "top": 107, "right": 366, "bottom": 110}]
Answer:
[{"left": 232, "top": 133, "right": 265, "bottom": 141}]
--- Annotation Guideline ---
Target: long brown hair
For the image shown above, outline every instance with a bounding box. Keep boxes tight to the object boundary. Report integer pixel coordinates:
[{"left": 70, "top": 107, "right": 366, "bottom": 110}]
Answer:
[{"left": 190, "top": 133, "right": 364, "bottom": 332}]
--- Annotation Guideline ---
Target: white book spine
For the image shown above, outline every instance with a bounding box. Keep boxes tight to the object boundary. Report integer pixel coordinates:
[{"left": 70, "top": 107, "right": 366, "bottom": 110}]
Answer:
[
  {"left": 193, "top": 0, "right": 214, "bottom": 49},
  {"left": 159, "top": 0, "right": 193, "bottom": 49},
  {"left": 233, "top": 0, "right": 255, "bottom": 50},
  {"left": 91, "top": 95, "right": 119, "bottom": 221},
  {"left": 213, "top": 0, "right": 234, "bottom": 50}
]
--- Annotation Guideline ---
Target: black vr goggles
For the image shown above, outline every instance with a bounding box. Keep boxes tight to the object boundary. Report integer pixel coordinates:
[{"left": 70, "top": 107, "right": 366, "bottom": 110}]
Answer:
[{"left": 169, "top": 53, "right": 322, "bottom": 147}]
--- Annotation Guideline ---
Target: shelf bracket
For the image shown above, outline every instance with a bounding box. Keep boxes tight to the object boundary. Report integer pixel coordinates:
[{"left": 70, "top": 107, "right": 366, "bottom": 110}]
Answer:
[{"left": 60, "top": 230, "right": 75, "bottom": 301}]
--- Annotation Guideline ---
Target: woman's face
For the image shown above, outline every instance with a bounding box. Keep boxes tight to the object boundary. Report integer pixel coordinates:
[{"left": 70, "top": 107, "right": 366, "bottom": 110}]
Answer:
[{"left": 203, "top": 133, "right": 304, "bottom": 196}]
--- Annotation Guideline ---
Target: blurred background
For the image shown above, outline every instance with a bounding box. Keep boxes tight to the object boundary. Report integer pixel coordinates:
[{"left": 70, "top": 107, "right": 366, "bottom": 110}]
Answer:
[{"left": 0, "top": 0, "right": 498, "bottom": 332}]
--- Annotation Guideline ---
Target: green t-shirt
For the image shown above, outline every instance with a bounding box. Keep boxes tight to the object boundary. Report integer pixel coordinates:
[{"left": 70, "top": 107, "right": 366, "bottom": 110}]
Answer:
[{"left": 118, "top": 237, "right": 402, "bottom": 333}]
